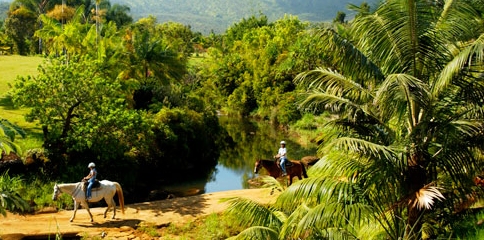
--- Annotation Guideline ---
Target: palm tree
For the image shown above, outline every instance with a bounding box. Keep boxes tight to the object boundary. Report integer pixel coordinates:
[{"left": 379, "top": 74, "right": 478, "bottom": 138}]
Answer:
[
  {"left": 118, "top": 20, "right": 187, "bottom": 109},
  {"left": 9, "top": 0, "right": 60, "bottom": 53},
  {"left": 227, "top": 0, "right": 484, "bottom": 239}
]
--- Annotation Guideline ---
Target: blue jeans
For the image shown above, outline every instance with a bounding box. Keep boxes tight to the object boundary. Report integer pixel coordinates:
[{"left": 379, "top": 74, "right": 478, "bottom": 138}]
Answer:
[
  {"left": 87, "top": 180, "right": 95, "bottom": 198},
  {"left": 280, "top": 157, "right": 287, "bottom": 174}
]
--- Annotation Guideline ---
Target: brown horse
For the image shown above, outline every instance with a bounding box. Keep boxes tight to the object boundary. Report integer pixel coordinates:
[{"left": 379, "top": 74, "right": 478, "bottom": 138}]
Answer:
[{"left": 254, "top": 159, "right": 308, "bottom": 185}]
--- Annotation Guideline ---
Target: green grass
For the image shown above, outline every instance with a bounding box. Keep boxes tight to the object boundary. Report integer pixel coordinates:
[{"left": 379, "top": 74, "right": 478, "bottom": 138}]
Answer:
[
  {"left": 0, "top": 55, "right": 44, "bottom": 93},
  {"left": 159, "top": 213, "right": 244, "bottom": 239},
  {"left": 0, "top": 55, "right": 45, "bottom": 152}
]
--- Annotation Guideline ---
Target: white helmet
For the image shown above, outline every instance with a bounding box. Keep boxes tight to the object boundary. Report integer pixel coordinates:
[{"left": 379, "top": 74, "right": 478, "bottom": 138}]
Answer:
[
  {"left": 280, "top": 141, "right": 286, "bottom": 145},
  {"left": 88, "top": 162, "right": 96, "bottom": 168}
]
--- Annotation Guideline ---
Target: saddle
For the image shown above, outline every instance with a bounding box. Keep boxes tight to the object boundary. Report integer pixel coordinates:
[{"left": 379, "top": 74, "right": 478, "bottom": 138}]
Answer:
[
  {"left": 275, "top": 156, "right": 293, "bottom": 168},
  {"left": 82, "top": 179, "right": 101, "bottom": 192}
]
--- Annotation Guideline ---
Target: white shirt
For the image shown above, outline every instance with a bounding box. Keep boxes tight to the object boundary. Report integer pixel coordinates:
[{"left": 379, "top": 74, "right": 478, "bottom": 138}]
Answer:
[{"left": 278, "top": 147, "right": 287, "bottom": 157}]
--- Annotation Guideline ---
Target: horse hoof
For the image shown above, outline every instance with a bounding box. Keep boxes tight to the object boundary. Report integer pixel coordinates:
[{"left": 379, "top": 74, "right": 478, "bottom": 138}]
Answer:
[
  {"left": 90, "top": 219, "right": 94, "bottom": 222},
  {"left": 69, "top": 219, "right": 73, "bottom": 222}
]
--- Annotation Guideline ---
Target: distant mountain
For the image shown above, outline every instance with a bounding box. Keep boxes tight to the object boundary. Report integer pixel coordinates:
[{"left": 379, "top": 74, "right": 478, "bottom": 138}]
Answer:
[
  {"left": 0, "top": 2, "right": 8, "bottom": 21},
  {"left": 110, "top": 0, "right": 379, "bottom": 34},
  {"left": 0, "top": 0, "right": 379, "bottom": 34}
]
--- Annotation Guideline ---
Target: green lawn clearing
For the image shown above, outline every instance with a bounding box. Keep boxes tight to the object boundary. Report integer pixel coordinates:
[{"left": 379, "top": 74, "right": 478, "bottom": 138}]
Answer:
[{"left": 0, "top": 55, "right": 45, "bottom": 151}]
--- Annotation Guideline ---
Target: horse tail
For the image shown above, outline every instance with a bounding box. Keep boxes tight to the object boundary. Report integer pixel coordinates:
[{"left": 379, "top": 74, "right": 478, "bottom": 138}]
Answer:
[
  {"left": 114, "top": 182, "right": 125, "bottom": 214},
  {"left": 301, "top": 162, "right": 308, "bottom": 178}
]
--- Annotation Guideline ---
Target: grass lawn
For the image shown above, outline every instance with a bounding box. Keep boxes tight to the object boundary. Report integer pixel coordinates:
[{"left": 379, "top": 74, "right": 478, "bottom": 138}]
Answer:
[{"left": 0, "top": 55, "right": 45, "bottom": 151}]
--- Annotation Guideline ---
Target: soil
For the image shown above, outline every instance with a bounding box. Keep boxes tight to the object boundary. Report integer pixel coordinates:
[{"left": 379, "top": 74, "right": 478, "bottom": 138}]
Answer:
[{"left": 0, "top": 188, "right": 279, "bottom": 240}]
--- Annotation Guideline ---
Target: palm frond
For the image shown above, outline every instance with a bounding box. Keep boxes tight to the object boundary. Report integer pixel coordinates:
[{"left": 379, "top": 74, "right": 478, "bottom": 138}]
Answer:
[
  {"left": 298, "top": 91, "right": 361, "bottom": 115},
  {"left": 316, "top": 28, "right": 384, "bottom": 84},
  {"left": 433, "top": 0, "right": 482, "bottom": 44},
  {"left": 222, "top": 197, "right": 283, "bottom": 229},
  {"left": 295, "top": 68, "right": 373, "bottom": 101},
  {"left": 259, "top": 175, "right": 285, "bottom": 192},
  {"left": 279, "top": 203, "right": 310, "bottom": 238},
  {"left": 229, "top": 226, "right": 279, "bottom": 240},
  {"left": 326, "top": 137, "right": 397, "bottom": 161},
  {"left": 376, "top": 74, "right": 430, "bottom": 125},
  {"left": 292, "top": 202, "right": 373, "bottom": 238},
  {"left": 0, "top": 119, "right": 24, "bottom": 154},
  {"left": 0, "top": 119, "right": 26, "bottom": 141},
  {"left": 433, "top": 33, "right": 484, "bottom": 96},
  {"left": 411, "top": 185, "right": 445, "bottom": 210}
]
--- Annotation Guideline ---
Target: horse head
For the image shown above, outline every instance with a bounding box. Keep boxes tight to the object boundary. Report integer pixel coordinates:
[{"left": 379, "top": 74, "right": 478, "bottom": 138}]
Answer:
[
  {"left": 52, "top": 184, "right": 61, "bottom": 201},
  {"left": 254, "top": 159, "right": 262, "bottom": 173}
]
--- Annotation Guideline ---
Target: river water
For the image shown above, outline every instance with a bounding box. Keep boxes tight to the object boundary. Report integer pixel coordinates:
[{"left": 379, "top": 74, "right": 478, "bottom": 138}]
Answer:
[{"left": 161, "top": 116, "right": 318, "bottom": 196}]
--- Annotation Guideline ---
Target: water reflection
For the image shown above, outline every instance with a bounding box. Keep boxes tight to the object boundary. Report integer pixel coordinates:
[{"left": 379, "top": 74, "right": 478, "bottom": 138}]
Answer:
[{"left": 162, "top": 116, "right": 318, "bottom": 196}]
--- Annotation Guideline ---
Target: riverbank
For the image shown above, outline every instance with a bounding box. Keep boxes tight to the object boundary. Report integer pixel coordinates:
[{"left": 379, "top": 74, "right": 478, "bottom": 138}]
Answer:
[{"left": 0, "top": 188, "right": 279, "bottom": 239}]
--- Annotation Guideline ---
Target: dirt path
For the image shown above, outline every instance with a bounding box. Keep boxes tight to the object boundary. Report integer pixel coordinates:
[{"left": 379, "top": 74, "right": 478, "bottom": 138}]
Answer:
[{"left": 0, "top": 188, "right": 278, "bottom": 239}]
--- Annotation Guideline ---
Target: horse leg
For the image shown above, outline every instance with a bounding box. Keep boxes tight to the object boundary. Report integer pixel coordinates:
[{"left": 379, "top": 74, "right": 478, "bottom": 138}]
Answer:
[
  {"left": 103, "top": 198, "right": 110, "bottom": 219},
  {"left": 80, "top": 201, "right": 94, "bottom": 222},
  {"left": 104, "top": 197, "right": 116, "bottom": 219},
  {"left": 111, "top": 198, "right": 117, "bottom": 219},
  {"left": 70, "top": 201, "right": 80, "bottom": 222}
]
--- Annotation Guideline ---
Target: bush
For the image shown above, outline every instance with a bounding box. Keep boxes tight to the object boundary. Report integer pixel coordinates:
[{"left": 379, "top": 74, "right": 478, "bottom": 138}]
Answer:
[{"left": 0, "top": 171, "right": 30, "bottom": 215}]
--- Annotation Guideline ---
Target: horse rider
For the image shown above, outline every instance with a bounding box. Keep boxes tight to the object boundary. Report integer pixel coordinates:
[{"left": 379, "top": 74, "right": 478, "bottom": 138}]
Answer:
[
  {"left": 84, "top": 162, "right": 97, "bottom": 200},
  {"left": 278, "top": 141, "right": 288, "bottom": 176}
]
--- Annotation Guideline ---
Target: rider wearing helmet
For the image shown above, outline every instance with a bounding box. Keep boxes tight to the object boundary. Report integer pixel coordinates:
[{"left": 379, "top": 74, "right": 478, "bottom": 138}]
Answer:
[
  {"left": 278, "top": 141, "right": 288, "bottom": 176},
  {"left": 84, "top": 162, "right": 97, "bottom": 200}
]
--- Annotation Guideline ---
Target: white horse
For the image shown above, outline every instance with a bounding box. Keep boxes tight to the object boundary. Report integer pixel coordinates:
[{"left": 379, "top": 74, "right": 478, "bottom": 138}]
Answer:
[{"left": 52, "top": 180, "right": 124, "bottom": 222}]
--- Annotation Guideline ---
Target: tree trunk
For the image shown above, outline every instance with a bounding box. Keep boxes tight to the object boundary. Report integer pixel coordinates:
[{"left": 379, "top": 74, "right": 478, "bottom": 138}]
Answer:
[{"left": 406, "top": 149, "right": 427, "bottom": 239}]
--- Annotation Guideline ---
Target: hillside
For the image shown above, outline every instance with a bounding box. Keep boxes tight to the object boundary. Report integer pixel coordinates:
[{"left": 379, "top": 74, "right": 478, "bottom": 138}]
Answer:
[
  {"left": 0, "top": 0, "right": 379, "bottom": 34},
  {"left": 110, "top": 0, "right": 379, "bottom": 34}
]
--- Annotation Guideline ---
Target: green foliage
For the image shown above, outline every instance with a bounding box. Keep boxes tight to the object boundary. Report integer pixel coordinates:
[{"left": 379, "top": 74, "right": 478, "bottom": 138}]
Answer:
[
  {"left": 149, "top": 107, "right": 221, "bottom": 181},
  {"left": 333, "top": 11, "right": 346, "bottom": 23},
  {"left": 198, "top": 14, "right": 317, "bottom": 123},
  {"left": 0, "top": 171, "right": 30, "bottom": 216},
  {"left": 445, "top": 209, "right": 484, "bottom": 239},
  {"left": 290, "top": 0, "right": 484, "bottom": 239},
  {"left": 12, "top": 55, "right": 129, "bottom": 149},
  {"left": 18, "top": 178, "right": 72, "bottom": 211},
  {"left": 227, "top": 0, "right": 484, "bottom": 239},
  {"left": 105, "top": 3, "right": 133, "bottom": 28},
  {"left": 10, "top": 55, "right": 153, "bottom": 185},
  {"left": 3, "top": 5, "right": 37, "bottom": 55},
  {"left": 0, "top": 118, "right": 24, "bottom": 154}
]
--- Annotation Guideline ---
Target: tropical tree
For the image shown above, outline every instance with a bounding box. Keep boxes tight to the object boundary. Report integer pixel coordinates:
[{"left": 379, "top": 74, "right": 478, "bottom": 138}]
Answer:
[
  {"left": 119, "top": 17, "right": 188, "bottom": 110},
  {"left": 227, "top": 0, "right": 484, "bottom": 239},
  {"left": 105, "top": 3, "right": 132, "bottom": 28},
  {"left": 6, "top": 0, "right": 61, "bottom": 54},
  {"left": 3, "top": 5, "right": 38, "bottom": 55},
  {"left": 10, "top": 55, "right": 150, "bottom": 178}
]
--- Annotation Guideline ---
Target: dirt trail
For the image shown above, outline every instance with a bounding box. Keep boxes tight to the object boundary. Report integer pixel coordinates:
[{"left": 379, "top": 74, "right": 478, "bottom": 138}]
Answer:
[{"left": 0, "top": 188, "right": 278, "bottom": 239}]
